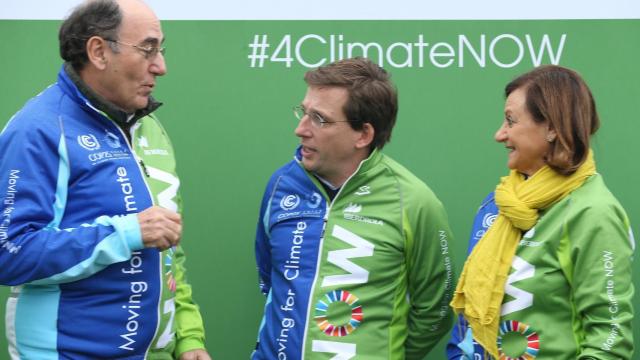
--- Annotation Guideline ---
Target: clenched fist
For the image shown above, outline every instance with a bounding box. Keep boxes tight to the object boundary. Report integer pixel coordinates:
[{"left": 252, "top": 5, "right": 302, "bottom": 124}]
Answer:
[{"left": 137, "top": 206, "right": 182, "bottom": 250}]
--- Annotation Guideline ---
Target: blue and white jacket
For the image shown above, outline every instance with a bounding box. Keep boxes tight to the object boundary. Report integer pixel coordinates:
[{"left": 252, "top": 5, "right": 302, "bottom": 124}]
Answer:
[{"left": 0, "top": 66, "right": 205, "bottom": 359}]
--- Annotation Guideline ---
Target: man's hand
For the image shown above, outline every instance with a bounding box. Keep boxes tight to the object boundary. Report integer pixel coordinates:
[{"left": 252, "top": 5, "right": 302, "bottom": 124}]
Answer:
[
  {"left": 179, "top": 348, "right": 212, "bottom": 360},
  {"left": 137, "top": 206, "right": 182, "bottom": 250}
]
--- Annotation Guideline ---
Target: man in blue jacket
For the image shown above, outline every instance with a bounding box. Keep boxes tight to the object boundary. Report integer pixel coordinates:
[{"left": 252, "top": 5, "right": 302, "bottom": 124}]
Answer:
[{"left": 0, "top": 0, "right": 211, "bottom": 359}]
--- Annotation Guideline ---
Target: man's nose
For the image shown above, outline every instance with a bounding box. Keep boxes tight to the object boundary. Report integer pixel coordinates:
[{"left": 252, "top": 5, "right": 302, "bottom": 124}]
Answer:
[
  {"left": 294, "top": 115, "right": 311, "bottom": 137},
  {"left": 150, "top": 51, "right": 167, "bottom": 76}
]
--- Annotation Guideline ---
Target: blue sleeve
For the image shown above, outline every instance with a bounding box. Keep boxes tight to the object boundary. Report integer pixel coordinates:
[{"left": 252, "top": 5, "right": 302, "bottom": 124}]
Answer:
[
  {"left": 0, "top": 116, "right": 143, "bottom": 286},
  {"left": 446, "top": 314, "right": 467, "bottom": 359},
  {"left": 446, "top": 192, "right": 497, "bottom": 359},
  {"left": 255, "top": 174, "right": 279, "bottom": 296}
]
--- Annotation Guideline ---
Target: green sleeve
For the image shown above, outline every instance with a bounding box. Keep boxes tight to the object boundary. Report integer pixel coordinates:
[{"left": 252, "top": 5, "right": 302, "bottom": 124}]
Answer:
[
  {"left": 172, "top": 188, "right": 206, "bottom": 357},
  {"left": 172, "top": 243, "right": 207, "bottom": 357},
  {"left": 567, "top": 203, "right": 634, "bottom": 359},
  {"left": 404, "top": 192, "right": 455, "bottom": 360}
]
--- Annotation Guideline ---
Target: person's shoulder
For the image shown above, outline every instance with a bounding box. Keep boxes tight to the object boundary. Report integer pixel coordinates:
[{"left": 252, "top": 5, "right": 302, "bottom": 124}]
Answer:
[
  {"left": 2, "top": 84, "right": 65, "bottom": 138},
  {"left": 562, "top": 174, "right": 634, "bottom": 251},
  {"left": 478, "top": 191, "right": 496, "bottom": 213},
  {"left": 270, "top": 159, "right": 299, "bottom": 177},
  {"left": 262, "top": 159, "right": 302, "bottom": 187},
  {"left": 567, "top": 173, "right": 627, "bottom": 219},
  {"left": 6, "top": 83, "right": 64, "bottom": 126},
  {"left": 379, "top": 154, "right": 442, "bottom": 205}
]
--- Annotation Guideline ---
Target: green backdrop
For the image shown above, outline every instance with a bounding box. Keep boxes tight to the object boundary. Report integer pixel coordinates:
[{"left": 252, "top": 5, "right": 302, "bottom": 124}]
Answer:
[{"left": 0, "top": 20, "right": 638, "bottom": 359}]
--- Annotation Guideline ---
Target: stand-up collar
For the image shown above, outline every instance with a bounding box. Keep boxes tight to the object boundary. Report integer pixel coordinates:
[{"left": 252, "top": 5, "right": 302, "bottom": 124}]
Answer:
[
  {"left": 294, "top": 145, "right": 383, "bottom": 179},
  {"left": 62, "top": 63, "right": 162, "bottom": 127}
]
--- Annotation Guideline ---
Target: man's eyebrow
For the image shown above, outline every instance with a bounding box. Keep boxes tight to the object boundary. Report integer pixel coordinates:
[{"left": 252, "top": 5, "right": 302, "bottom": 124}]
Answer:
[
  {"left": 312, "top": 108, "right": 331, "bottom": 121},
  {"left": 140, "top": 36, "right": 165, "bottom": 45}
]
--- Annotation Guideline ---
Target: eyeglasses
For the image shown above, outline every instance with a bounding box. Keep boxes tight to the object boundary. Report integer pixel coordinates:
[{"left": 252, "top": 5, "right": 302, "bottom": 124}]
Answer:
[
  {"left": 293, "top": 105, "right": 358, "bottom": 128},
  {"left": 105, "top": 39, "right": 165, "bottom": 60}
]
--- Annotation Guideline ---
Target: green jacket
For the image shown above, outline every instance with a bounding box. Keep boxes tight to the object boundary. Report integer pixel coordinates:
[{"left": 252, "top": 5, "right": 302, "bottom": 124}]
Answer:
[
  {"left": 254, "top": 147, "right": 455, "bottom": 359},
  {"left": 448, "top": 174, "right": 635, "bottom": 359}
]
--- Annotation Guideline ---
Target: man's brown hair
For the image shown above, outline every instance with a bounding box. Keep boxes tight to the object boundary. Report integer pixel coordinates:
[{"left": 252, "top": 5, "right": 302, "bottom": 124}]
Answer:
[{"left": 304, "top": 57, "right": 398, "bottom": 150}]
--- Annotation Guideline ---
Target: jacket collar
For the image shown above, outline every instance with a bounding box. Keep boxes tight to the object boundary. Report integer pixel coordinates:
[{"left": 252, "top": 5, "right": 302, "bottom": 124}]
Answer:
[
  {"left": 60, "top": 63, "right": 162, "bottom": 127},
  {"left": 294, "top": 145, "right": 383, "bottom": 181}
]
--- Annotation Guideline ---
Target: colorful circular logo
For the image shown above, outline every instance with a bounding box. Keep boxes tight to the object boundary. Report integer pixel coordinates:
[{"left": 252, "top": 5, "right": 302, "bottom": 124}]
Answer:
[
  {"left": 497, "top": 320, "right": 539, "bottom": 360},
  {"left": 315, "top": 290, "right": 363, "bottom": 337}
]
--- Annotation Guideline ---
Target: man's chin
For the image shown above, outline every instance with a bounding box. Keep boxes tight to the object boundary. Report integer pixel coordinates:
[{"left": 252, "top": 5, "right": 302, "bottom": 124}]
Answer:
[
  {"left": 301, "top": 159, "right": 316, "bottom": 172},
  {"left": 131, "top": 98, "right": 149, "bottom": 112},
  {"left": 139, "top": 96, "right": 150, "bottom": 107}
]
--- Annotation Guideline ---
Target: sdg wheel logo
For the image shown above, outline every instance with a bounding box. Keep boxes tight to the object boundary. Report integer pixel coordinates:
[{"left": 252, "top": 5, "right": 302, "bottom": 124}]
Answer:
[
  {"left": 497, "top": 320, "right": 539, "bottom": 360},
  {"left": 314, "top": 290, "right": 363, "bottom": 337}
]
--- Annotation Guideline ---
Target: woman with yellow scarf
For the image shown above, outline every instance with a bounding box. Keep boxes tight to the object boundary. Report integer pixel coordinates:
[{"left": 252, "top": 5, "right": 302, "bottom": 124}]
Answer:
[{"left": 446, "top": 65, "right": 635, "bottom": 359}]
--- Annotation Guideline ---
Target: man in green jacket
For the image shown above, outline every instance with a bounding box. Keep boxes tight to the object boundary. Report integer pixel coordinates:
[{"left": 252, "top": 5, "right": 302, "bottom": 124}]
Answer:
[{"left": 252, "top": 57, "right": 454, "bottom": 359}]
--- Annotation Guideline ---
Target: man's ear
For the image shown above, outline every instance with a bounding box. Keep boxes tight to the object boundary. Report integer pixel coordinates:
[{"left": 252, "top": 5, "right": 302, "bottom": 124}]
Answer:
[
  {"left": 355, "top": 122, "right": 375, "bottom": 150},
  {"left": 86, "top": 36, "right": 110, "bottom": 70}
]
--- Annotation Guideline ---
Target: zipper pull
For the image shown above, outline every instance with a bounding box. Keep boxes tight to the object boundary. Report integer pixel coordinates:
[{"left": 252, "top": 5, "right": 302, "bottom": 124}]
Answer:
[
  {"left": 319, "top": 216, "right": 328, "bottom": 239},
  {"left": 139, "top": 159, "right": 150, "bottom": 177}
]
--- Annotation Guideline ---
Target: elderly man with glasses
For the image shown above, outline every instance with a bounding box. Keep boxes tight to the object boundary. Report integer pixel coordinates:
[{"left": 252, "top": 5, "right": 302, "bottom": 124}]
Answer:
[
  {"left": 252, "top": 57, "right": 455, "bottom": 360},
  {"left": 0, "top": 0, "right": 211, "bottom": 359}
]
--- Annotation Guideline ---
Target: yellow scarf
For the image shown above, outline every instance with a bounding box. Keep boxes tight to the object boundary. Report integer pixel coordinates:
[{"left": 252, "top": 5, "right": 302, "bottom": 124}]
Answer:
[{"left": 450, "top": 151, "right": 596, "bottom": 357}]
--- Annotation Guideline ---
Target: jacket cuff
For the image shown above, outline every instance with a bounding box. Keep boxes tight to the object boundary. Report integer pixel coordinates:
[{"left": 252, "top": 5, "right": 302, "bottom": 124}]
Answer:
[
  {"left": 174, "top": 337, "right": 206, "bottom": 358},
  {"left": 112, "top": 213, "right": 144, "bottom": 251}
]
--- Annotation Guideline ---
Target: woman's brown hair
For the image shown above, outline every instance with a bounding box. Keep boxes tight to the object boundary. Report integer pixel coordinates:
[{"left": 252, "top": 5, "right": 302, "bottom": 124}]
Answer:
[{"left": 505, "top": 65, "right": 600, "bottom": 175}]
